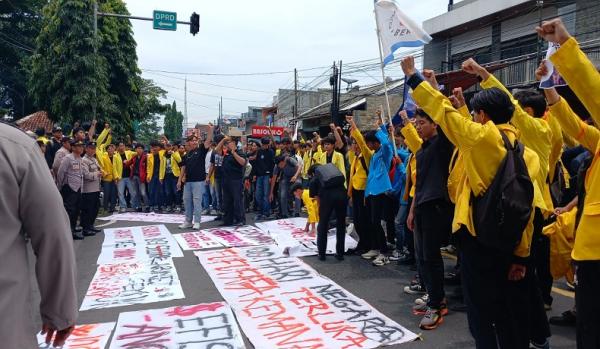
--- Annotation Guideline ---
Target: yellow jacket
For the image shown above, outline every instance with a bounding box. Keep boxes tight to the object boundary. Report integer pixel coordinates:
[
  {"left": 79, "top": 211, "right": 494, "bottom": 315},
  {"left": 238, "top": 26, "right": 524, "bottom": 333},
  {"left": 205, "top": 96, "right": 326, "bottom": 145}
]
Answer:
[
  {"left": 413, "top": 80, "right": 544, "bottom": 258},
  {"left": 112, "top": 150, "right": 135, "bottom": 180},
  {"left": 98, "top": 152, "right": 118, "bottom": 182},
  {"left": 400, "top": 123, "right": 421, "bottom": 200},
  {"left": 447, "top": 105, "right": 470, "bottom": 204},
  {"left": 543, "top": 208, "right": 576, "bottom": 283},
  {"left": 302, "top": 149, "right": 317, "bottom": 179},
  {"left": 349, "top": 128, "right": 374, "bottom": 192},
  {"left": 146, "top": 151, "right": 166, "bottom": 182},
  {"left": 164, "top": 150, "right": 183, "bottom": 177},
  {"left": 481, "top": 75, "right": 552, "bottom": 214},
  {"left": 316, "top": 150, "right": 346, "bottom": 182},
  {"left": 302, "top": 190, "right": 319, "bottom": 223},
  {"left": 550, "top": 37, "right": 600, "bottom": 261}
]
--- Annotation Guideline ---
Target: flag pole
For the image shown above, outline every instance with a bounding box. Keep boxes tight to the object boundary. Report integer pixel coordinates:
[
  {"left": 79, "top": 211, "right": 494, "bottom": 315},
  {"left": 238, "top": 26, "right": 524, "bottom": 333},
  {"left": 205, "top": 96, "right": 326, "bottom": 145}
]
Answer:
[{"left": 373, "top": 6, "right": 397, "bottom": 155}]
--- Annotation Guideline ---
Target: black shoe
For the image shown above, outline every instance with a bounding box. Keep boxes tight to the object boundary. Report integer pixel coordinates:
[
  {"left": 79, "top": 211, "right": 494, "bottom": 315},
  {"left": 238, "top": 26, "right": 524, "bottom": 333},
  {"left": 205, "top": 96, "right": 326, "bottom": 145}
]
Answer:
[
  {"left": 318, "top": 255, "right": 326, "bottom": 261},
  {"left": 549, "top": 310, "right": 576, "bottom": 327},
  {"left": 136, "top": 207, "right": 143, "bottom": 212},
  {"left": 72, "top": 232, "right": 84, "bottom": 240},
  {"left": 144, "top": 207, "right": 151, "bottom": 213},
  {"left": 89, "top": 227, "right": 102, "bottom": 233},
  {"left": 82, "top": 230, "right": 96, "bottom": 237},
  {"left": 74, "top": 226, "right": 83, "bottom": 232},
  {"left": 234, "top": 221, "right": 245, "bottom": 227},
  {"left": 219, "top": 222, "right": 232, "bottom": 227},
  {"left": 335, "top": 254, "right": 344, "bottom": 261},
  {"left": 215, "top": 215, "right": 223, "bottom": 221},
  {"left": 397, "top": 255, "right": 416, "bottom": 265}
]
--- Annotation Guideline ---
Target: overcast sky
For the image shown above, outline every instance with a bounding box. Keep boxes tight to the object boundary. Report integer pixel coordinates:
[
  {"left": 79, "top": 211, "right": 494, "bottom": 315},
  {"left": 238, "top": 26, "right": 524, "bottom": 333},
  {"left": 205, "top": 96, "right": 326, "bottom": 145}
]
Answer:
[{"left": 124, "top": 0, "right": 450, "bottom": 125}]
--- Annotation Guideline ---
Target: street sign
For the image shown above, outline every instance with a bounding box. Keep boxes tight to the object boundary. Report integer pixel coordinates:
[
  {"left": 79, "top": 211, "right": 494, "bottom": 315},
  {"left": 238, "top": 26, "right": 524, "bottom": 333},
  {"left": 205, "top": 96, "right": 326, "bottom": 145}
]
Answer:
[{"left": 153, "top": 10, "right": 177, "bottom": 31}]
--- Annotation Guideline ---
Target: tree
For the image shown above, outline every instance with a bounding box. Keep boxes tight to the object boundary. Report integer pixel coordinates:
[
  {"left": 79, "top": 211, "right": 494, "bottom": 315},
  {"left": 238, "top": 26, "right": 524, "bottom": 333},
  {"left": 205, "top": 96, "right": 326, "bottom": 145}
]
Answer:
[
  {"left": 28, "top": 0, "right": 113, "bottom": 125},
  {"left": 163, "top": 101, "right": 184, "bottom": 141},
  {"left": 133, "top": 78, "right": 167, "bottom": 144},
  {"left": 0, "top": 0, "right": 44, "bottom": 119}
]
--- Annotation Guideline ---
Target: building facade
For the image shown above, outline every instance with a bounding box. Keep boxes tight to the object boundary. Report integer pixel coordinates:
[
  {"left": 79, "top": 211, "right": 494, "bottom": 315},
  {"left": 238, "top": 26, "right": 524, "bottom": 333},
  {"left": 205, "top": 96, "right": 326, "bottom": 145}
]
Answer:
[
  {"left": 273, "top": 89, "right": 331, "bottom": 127},
  {"left": 423, "top": 0, "right": 600, "bottom": 89}
]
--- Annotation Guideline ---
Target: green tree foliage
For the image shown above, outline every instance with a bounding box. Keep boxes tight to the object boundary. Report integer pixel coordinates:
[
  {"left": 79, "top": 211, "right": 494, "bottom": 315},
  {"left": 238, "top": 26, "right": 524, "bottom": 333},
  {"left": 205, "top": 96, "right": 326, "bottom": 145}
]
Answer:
[
  {"left": 0, "top": 0, "right": 44, "bottom": 119},
  {"left": 132, "top": 78, "right": 167, "bottom": 145},
  {"left": 163, "top": 101, "right": 184, "bottom": 141}
]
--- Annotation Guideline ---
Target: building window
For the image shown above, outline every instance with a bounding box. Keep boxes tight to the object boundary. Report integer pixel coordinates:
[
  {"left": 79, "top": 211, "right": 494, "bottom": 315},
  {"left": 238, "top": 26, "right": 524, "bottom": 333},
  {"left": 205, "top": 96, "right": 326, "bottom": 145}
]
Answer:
[{"left": 500, "top": 34, "right": 540, "bottom": 60}]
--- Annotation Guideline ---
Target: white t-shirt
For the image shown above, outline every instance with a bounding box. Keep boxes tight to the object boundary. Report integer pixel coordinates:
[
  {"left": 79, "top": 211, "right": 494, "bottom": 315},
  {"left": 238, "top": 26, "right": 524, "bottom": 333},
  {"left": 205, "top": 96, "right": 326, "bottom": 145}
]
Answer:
[{"left": 205, "top": 149, "right": 213, "bottom": 175}]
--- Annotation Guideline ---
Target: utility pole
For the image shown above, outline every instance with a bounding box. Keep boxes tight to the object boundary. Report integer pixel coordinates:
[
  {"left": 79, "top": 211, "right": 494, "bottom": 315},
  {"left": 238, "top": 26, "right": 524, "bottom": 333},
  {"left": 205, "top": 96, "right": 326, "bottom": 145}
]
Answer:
[
  {"left": 337, "top": 60, "right": 342, "bottom": 126},
  {"left": 184, "top": 77, "right": 188, "bottom": 134},
  {"left": 330, "top": 61, "right": 338, "bottom": 126},
  {"left": 294, "top": 68, "right": 298, "bottom": 121}
]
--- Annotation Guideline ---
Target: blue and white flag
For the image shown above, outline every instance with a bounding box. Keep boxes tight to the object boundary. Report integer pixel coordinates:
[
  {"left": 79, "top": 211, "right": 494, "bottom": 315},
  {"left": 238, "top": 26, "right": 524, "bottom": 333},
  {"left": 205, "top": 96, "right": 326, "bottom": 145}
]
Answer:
[{"left": 374, "top": 0, "right": 432, "bottom": 66}]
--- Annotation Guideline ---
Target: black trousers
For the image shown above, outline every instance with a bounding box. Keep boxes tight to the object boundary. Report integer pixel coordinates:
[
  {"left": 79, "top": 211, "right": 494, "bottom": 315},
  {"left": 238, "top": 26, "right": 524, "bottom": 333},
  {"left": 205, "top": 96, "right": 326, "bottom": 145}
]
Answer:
[
  {"left": 384, "top": 195, "right": 400, "bottom": 245},
  {"left": 576, "top": 261, "right": 600, "bottom": 349},
  {"left": 80, "top": 191, "right": 100, "bottom": 229},
  {"left": 529, "top": 209, "right": 551, "bottom": 344},
  {"left": 458, "top": 228, "right": 531, "bottom": 349},
  {"left": 414, "top": 200, "right": 453, "bottom": 309},
  {"left": 61, "top": 185, "right": 81, "bottom": 231},
  {"left": 367, "top": 194, "right": 389, "bottom": 251},
  {"left": 223, "top": 178, "right": 244, "bottom": 225},
  {"left": 351, "top": 189, "right": 370, "bottom": 251},
  {"left": 317, "top": 187, "right": 347, "bottom": 256}
]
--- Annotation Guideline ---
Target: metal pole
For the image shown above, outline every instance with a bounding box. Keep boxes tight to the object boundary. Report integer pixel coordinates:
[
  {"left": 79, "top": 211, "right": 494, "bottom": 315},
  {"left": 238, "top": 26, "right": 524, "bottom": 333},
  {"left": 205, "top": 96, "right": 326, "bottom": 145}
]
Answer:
[
  {"left": 373, "top": 7, "right": 397, "bottom": 154},
  {"left": 184, "top": 76, "right": 188, "bottom": 133},
  {"left": 294, "top": 68, "right": 298, "bottom": 121},
  {"left": 536, "top": 1, "right": 544, "bottom": 63},
  {"left": 92, "top": 1, "right": 98, "bottom": 122},
  {"left": 337, "top": 60, "right": 342, "bottom": 126}
]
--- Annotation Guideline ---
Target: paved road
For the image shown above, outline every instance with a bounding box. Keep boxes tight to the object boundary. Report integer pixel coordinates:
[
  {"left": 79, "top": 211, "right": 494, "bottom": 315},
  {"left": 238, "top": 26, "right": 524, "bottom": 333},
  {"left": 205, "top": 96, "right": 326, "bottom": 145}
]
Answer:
[{"left": 30, "top": 214, "right": 577, "bottom": 348}]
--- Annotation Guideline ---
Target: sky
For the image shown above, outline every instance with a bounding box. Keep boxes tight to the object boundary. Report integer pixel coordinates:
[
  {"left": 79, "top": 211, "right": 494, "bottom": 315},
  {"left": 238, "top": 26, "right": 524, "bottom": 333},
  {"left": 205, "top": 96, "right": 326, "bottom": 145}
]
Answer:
[{"left": 123, "top": 0, "right": 450, "bottom": 125}]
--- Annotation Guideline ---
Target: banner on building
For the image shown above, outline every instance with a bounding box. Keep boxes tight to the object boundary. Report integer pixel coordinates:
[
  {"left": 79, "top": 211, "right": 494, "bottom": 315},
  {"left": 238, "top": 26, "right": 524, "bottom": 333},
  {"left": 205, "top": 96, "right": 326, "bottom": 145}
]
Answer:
[
  {"left": 256, "top": 218, "right": 358, "bottom": 256},
  {"left": 195, "top": 245, "right": 418, "bottom": 348},
  {"left": 97, "top": 225, "right": 183, "bottom": 264},
  {"left": 173, "top": 231, "right": 224, "bottom": 250},
  {"left": 108, "top": 302, "right": 245, "bottom": 349},
  {"left": 80, "top": 258, "right": 185, "bottom": 311},
  {"left": 201, "top": 225, "right": 274, "bottom": 247},
  {"left": 98, "top": 212, "right": 219, "bottom": 224},
  {"left": 540, "top": 42, "right": 567, "bottom": 89},
  {"left": 37, "top": 322, "right": 115, "bottom": 349}
]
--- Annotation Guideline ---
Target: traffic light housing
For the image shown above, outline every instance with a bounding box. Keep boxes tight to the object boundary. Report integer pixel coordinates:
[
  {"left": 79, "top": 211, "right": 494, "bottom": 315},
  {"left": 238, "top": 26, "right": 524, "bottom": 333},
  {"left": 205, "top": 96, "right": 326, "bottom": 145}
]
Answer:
[{"left": 190, "top": 12, "right": 199, "bottom": 35}]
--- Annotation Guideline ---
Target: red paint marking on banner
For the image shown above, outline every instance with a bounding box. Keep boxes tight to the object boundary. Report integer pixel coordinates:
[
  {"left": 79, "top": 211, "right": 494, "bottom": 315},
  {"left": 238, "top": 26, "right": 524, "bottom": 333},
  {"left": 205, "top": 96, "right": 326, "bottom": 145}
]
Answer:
[{"left": 165, "top": 303, "right": 225, "bottom": 317}]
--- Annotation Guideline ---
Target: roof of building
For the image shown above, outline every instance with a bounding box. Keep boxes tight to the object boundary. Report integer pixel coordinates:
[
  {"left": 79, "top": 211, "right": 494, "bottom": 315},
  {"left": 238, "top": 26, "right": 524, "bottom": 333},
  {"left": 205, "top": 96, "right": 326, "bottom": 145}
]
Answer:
[
  {"left": 296, "top": 79, "right": 404, "bottom": 121},
  {"left": 15, "top": 111, "right": 54, "bottom": 133}
]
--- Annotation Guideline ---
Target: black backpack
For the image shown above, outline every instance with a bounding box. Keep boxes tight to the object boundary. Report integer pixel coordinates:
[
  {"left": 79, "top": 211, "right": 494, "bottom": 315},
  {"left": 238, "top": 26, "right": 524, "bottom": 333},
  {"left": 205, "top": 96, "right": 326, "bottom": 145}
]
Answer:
[
  {"left": 548, "top": 161, "right": 567, "bottom": 207},
  {"left": 471, "top": 132, "right": 534, "bottom": 254},
  {"left": 316, "top": 163, "right": 345, "bottom": 189}
]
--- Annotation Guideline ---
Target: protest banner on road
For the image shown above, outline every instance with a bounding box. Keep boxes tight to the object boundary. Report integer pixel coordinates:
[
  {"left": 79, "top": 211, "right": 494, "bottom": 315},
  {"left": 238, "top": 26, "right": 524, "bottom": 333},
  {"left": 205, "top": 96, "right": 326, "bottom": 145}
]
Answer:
[
  {"left": 80, "top": 258, "right": 185, "bottom": 311},
  {"left": 108, "top": 302, "right": 245, "bottom": 349},
  {"left": 37, "top": 322, "right": 115, "bottom": 349},
  {"left": 195, "top": 245, "right": 418, "bottom": 348},
  {"left": 257, "top": 218, "right": 358, "bottom": 256},
  {"left": 173, "top": 231, "right": 224, "bottom": 250},
  {"left": 98, "top": 212, "right": 218, "bottom": 224},
  {"left": 98, "top": 225, "right": 183, "bottom": 264},
  {"left": 202, "top": 225, "right": 274, "bottom": 247}
]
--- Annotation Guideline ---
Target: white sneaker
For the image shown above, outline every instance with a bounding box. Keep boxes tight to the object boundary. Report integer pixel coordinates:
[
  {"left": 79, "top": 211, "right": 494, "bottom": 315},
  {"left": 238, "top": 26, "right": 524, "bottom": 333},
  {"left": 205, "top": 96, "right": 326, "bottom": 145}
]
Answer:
[
  {"left": 415, "top": 294, "right": 429, "bottom": 305},
  {"left": 361, "top": 250, "right": 380, "bottom": 260},
  {"left": 179, "top": 222, "right": 193, "bottom": 229},
  {"left": 192, "top": 223, "right": 201, "bottom": 230},
  {"left": 372, "top": 254, "right": 390, "bottom": 266},
  {"left": 389, "top": 250, "right": 402, "bottom": 261}
]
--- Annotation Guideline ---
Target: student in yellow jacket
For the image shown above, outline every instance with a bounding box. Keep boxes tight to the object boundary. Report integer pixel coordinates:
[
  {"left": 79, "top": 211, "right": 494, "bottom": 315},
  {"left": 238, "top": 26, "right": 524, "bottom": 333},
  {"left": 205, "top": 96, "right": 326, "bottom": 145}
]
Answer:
[
  {"left": 402, "top": 56, "right": 544, "bottom": 348},
  {"left": 537, "top": 18, "right": 600, "bottom": 346},
  {"left": 315, "top": 135, "right": 346, "bottom": 184},
  {"left": 346, "top": 115, "right": 373, "bottom": 252},
  {"left": 146, "top": 141, "right": 166, "bottom": 212},
  {"left": 95, "top": 127, "right": 118, "bottom": 212}
]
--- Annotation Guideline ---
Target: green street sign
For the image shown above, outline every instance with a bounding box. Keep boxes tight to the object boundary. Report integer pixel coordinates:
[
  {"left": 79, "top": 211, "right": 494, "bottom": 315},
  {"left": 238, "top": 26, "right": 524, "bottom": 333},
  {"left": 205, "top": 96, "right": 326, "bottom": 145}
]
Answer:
[{"left": 153, "top": 10, "right": 177, "bottom": 31}]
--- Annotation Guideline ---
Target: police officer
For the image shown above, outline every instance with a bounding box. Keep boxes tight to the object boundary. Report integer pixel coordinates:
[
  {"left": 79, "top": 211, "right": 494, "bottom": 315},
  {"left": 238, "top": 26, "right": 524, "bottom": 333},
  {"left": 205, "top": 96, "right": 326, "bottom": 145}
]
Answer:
[
  {"left": 57, "top": 140, "right": 85, "bottom": 239},
  {"left": 81, "top": 142, "right": 104, "bottom": 236}
]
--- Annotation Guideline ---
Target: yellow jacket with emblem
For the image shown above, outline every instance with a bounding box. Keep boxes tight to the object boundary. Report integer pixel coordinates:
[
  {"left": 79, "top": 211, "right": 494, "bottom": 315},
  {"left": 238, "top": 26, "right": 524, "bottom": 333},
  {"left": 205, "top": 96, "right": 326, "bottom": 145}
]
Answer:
[
  {"left": 146, "top": 151, "right": 166, "bottom": 182},
  {"left": 548, "top": 37, "right": 600, "bottom": 261},
  {"left": 349, "top": 128, "right": 374, "bottom": 192}
]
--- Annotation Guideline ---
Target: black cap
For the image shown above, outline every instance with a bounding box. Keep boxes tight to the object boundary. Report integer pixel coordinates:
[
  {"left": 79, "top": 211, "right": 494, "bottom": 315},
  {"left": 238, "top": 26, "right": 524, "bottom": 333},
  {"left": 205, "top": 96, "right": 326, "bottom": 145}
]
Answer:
[
  {"left": 70, "top": 140, "right": 85, "bottom": 146},
  {"left": 86, "top": 142, "right": 96, "bottom": 148}
]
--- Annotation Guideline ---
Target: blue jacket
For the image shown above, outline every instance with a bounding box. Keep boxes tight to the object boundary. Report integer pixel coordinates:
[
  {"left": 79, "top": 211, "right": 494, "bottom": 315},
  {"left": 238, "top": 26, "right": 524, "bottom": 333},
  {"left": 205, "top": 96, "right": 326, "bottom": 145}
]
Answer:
[
  {"left": 393, "top": 147, "right": 410, "bottom": 204},
  {"left": 365, "top": 126, "right": 393, "bottom": 197}
]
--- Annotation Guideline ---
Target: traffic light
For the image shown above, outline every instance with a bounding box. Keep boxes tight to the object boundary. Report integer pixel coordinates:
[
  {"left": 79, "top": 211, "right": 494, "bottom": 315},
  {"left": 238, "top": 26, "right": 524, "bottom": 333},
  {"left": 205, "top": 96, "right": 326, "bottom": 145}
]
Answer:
[{"left": 190, "top": 12, "right": 199, "bottom": 35}]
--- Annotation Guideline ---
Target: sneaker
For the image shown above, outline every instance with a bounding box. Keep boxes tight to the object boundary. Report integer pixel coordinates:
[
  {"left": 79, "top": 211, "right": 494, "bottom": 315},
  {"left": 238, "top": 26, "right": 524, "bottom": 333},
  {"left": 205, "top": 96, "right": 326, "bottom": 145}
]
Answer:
[
  {"left": 440, "top": 244, "right": 457, "bottom": 254},
  {"left": 318, "top": 255, "right": 326, "bottom": 261},
  {"left": 179, "top": 222, "right": 193, "bottom": 229},
  {"left": 413, "top": 299, "right": 447, "bottom": 316},
  {"left": 144, "top": 207, "right": 151, "bottom": 213},
  {"left": 530, "top": 340, "right": 550, "bottom": 349},
  {"left": 444, "top": 272, "right": 461, "bottom": 285},
  {"left": 549, "top": 310, "right": 576, "bottom": 327},
  {"left": 136, "top": 207, "right": 143, "bottom": 212},
  {"left": 201, "top": 209, "right": 210, "bottom": 215},
  {"left": 566, "top": 280, "right": 575, "bottom": 291},
  {"left": 419, "top": 308, "right": 444, "bottom": 330},
  {"left": 72, "top": 232, "right": 84, "bottom": 240},
  {"left": 192, "top": 222, "right": 201, "bottom": 230},
  {"left": 361, "top": 250, "right": 380, "bottom": 260},
  {"left": 389, "top": 250, "right": 402, "bottom": 261},
  {"left": 404, "top": 284, "right": 426, "bottom": 295},
  {"left": 372, "top": 254, "right": 390, "bottom": 266},
  {"left": 255, "top": 214, "right": 264, "bottom": 221},
  {"left": 544, "top": 303, "right": 552, "bottom": 311},
  {"left": 335, "top": 254, "right": 344, "bottom": 261},
  {"left": 397, "top": 254, "right": 416, "bottom": 265},
  {"left": 82, "top": 230, "right": 96, "bottom": 237},
  {"left": 415, "top": 294, "right": 429, "bottom": 305},
  {"left": 119, "top": 207, "right": 126, "bottom": 213}
]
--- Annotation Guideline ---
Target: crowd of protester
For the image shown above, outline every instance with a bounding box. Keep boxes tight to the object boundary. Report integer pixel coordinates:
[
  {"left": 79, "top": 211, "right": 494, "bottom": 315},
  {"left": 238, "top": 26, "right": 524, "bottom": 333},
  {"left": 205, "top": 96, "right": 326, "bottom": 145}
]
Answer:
[{"left": 21, "top": 18, "right": 599, "bottom": 348}]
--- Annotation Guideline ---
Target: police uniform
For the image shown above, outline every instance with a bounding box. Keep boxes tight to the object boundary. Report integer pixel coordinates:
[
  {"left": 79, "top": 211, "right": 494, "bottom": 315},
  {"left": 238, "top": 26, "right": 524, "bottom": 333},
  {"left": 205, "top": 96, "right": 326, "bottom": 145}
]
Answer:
[{"left": 56, "top": 140, "right": 84, "bottom": 237}]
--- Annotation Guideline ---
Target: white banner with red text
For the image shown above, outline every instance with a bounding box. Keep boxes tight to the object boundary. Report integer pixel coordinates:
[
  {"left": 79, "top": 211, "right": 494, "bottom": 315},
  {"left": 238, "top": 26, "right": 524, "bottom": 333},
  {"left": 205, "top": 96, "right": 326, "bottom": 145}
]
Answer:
[{"left": 37, "top": 322, "right": 115, "bottom": 349}]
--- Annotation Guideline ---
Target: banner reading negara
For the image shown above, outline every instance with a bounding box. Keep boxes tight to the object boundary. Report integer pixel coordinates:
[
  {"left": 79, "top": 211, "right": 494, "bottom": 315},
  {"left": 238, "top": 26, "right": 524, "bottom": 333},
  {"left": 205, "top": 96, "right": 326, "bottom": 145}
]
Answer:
[
  {"left": 108, "top": 302, "right": 245, "bottom": 349},
  {"left": 97, "top": 225, "right": 183, "bottom": 264},
  {"left": 80, "top": 258, "right": 185, "bottom": 311},
  {"left": 195, "top": 245, "right": 418, "bottom": 348}
]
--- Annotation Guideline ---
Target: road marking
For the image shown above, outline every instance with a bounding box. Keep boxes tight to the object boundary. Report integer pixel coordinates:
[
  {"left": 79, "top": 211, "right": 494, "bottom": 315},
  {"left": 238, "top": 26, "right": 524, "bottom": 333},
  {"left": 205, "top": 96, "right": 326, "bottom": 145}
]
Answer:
[
  {"left": 441, "top": 252, "right": 575, "bottom": 298},
  {"left": 96, "top": 220, "right": 116, "bottom": 228}
]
